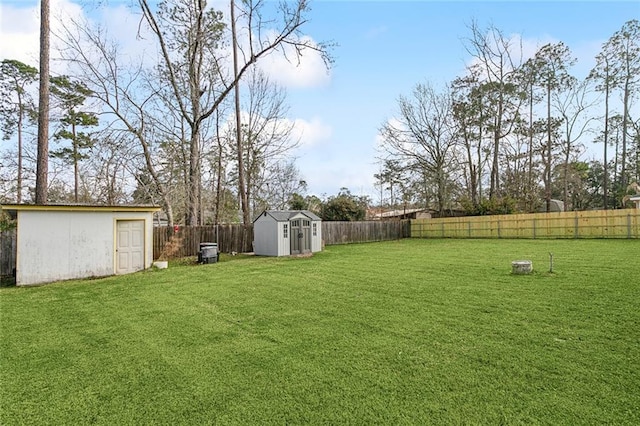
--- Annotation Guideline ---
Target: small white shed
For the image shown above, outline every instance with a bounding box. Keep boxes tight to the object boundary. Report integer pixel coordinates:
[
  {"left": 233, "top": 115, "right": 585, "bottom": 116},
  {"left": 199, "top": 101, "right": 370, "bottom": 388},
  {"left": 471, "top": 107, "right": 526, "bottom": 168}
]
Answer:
[
  {"left": 253, "top": 210, "right": 322, "bottom": 256},
  {"left": 1, "top": 204, "right": 160, "bottom": 286}
]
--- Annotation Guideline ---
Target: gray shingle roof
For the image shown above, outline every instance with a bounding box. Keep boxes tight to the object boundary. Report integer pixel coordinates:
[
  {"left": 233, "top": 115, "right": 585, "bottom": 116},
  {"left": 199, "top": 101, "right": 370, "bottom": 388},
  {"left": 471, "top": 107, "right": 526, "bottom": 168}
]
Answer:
[{"left": 254, "top": 210, "right": 321, "bottom": 223}]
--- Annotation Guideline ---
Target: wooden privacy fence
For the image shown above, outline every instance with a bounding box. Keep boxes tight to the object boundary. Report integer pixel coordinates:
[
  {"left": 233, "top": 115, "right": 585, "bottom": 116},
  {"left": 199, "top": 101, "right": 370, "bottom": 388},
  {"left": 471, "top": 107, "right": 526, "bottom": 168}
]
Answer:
[
  {"left": 153, "top": 220, "right": 411, "bottom": 258},
  {"left": 1, "top": 230, "right": 17, "bottom": 278},
  {"left": 322, "top": 220, "right": 411, "bottom": 245},
  {"left": 154, "top": 225, "right": 254, "bottom": 259},
  {"left": 411, "top": 209, "right": 640, "bottom": 239}
]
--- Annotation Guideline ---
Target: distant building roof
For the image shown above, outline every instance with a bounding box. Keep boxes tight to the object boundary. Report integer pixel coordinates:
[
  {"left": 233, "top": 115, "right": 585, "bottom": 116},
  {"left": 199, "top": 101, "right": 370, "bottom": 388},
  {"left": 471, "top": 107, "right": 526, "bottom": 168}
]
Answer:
[{"left": 372, "top": 208, "right": 434, "bottom": 219}]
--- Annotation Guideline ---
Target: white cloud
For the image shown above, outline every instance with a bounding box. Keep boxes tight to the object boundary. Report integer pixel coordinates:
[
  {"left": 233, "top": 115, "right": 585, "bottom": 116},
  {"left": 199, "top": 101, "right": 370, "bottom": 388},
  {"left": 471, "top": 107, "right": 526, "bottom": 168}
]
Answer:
[
  {"left": 375, "top": 116, "right": 406, "bottom": 154},
  {"left": 1, "top": 1, "right": 329, "bottom": 89},
  {"left": 256, "top": 34, "right": 331, "bottom": 89},
  {"left": 81, "top": 3, "right": 162, "bottom": 73},
  {"left": 0, "top": 2, "right": 40, "bottom": 65},
  {"left": 0, "top": 0, "right": 94, "bottom": 72},
  {"left": 298, "top": 156, "right": 377, "bottom": 198},
  {"left": 291, "top": 117, "right": 332, "bottom": 148}
]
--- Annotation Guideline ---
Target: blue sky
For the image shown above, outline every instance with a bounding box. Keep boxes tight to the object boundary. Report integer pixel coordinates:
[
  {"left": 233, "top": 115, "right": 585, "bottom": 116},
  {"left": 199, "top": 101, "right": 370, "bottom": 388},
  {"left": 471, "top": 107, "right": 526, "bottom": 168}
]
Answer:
[
  {"left": 287, "top": 1, "right": 639, "bottom": 199},
  {"left": 1, "top": 0, "right": 639, "bottom": 201}
]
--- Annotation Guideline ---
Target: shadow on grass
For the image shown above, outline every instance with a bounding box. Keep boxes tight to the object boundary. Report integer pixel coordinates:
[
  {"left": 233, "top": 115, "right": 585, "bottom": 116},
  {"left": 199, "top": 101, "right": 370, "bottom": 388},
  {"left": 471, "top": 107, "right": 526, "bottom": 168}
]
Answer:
[
  {"left": 0, "top": 276, "right": 16, "bottom": 288},
  {"left": 164, "top": 253, "right": 257, "bottom": 268},
  {"left": 163, "top": 252, "right": 317, "bottom": 268}
]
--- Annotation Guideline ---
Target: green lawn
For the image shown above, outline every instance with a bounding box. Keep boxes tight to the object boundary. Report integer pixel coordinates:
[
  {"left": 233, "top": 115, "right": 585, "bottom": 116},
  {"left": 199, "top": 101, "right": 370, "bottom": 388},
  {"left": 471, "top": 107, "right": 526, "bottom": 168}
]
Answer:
[{"left": 1, "top": 239, "right": 639, "bottom": 424}]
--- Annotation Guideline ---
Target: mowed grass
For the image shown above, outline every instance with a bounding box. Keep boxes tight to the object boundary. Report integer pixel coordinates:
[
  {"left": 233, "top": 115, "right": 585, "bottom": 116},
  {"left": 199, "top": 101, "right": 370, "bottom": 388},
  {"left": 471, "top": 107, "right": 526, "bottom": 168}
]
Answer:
[{"left": 1, "top": 239, "right": 639, "bottom": 424}]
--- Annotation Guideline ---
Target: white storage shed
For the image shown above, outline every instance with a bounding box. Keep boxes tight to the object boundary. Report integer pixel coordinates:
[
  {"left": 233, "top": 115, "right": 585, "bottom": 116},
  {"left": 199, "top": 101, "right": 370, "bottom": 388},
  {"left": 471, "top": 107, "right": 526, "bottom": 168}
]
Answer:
[
  {"left": 1, "top": 204, "right": 160, "bottom": 286},
  {"left": 253, "top": 210, "right": 322, "bottom": 256}
]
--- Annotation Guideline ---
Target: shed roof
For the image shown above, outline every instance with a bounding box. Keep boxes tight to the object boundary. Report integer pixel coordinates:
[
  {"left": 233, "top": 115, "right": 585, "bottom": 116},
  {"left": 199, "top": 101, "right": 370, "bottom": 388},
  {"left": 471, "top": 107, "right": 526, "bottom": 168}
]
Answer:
[
  {"left": 254, "top": 210, "right": 321, "bottom": 223},
  {"left": 1, "top": 204, "right": 161, "bottom": 219}
]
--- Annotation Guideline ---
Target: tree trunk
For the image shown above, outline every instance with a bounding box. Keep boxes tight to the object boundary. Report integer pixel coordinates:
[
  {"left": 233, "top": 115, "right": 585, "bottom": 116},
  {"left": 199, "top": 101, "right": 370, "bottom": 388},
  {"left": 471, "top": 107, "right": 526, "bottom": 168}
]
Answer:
[
  {"left": 72, "top": 118, "right": 79, "bottom": 203},
  {"left": 214, "top": 112, "right": 223, "bottom": 225},
  {"left": 463, "top": 130, "right": 477, "bottom": 206},
  {"left": 477, "top": 94, "right": 483, "bottom": 200},
  {"left": 490, "top": 90, "right": 503, "bottom": 199},
  {"left": 188, "top": 125, "right": 200, "bottom": 226},
  {"left": 620, "top": 73, "right": 630, "bottom": 188},
  {"left": 563, "top": 131, "right": 569, "bottom": 211},
  {"left": 603, "top": 81, "right": 609, "bottom": 209},
  {"left": 17, "top": 94, "right": 23, "bottom": 203},
  {"left": 545, "top": 83, "right": 552, "bottom": 213},
  {"left": 231, "top": 0, "right": 249, "bottom": 225},
  {"left": 35, "top": 0, "right": 50, "bottom": 205},
  {"left": 527, "top": 87, "right": 534, "bottom": 212}
]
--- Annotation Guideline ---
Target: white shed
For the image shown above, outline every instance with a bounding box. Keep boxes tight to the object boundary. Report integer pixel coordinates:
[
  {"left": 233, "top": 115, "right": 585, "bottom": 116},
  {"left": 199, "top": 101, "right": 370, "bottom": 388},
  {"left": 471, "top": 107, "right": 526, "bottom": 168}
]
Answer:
[
  {"left": 1, "top": 204, "right": 160, "bottom": 286},
  {"left": 253, "top": 210, "right": 322, "bottom": 256}
]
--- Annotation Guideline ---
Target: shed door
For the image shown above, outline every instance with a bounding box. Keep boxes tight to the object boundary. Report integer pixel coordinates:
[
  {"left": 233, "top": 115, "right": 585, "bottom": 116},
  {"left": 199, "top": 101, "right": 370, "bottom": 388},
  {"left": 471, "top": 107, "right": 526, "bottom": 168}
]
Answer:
[
  {"left": 116, "top": 220, "right": 145, "bottom": 274},
  {"left": 290, "top": 219, "right": 311, "bottom": 255}
]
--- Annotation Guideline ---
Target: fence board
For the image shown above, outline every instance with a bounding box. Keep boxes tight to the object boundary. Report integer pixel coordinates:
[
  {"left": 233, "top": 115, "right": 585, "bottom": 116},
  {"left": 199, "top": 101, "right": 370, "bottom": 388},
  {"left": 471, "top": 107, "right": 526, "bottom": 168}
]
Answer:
[
  {"left": 1, "top": 230, "right": 17, "bottom": 278},
  {"left": 153, "top": 225, "right": 254, "bottom": 259},
  {"left": 152, "top": 220, "right": 411, "bottom": 259},
  {"left": 321, "top": 220, "right": 410, "bottom": 245},
  {"left": 412, "top": 209, "right": 639, "bottom": 239}
]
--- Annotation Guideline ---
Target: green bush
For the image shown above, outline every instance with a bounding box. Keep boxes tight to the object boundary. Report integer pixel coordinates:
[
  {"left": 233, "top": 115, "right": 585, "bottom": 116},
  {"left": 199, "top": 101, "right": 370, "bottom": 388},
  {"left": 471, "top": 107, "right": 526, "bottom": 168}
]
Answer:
[
  {"left": 461, "top": 196, "right": 517, "bottom": 216},
  {"left": 0, "top": 212, "right": 16, "bottom": 231}
]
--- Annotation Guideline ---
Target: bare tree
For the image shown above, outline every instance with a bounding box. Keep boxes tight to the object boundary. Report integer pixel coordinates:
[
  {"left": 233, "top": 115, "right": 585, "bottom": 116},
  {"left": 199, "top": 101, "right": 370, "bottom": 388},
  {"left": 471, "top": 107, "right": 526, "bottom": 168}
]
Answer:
[
  {"left": 464, "top": 22, "right": 523, "bottom": 199},
  {"left": 379, "top": 83, "right": 456, "bottom": 215},
  {"left": 87, "top": 133, "right": 133, "bottom": 205},
  {"left": 55, "top": 0, "right": 330, "bottom": 224},
  {"left": 56, "top": 20, "right": 178, "bottom": 223},
  {"left": 138, "top": 0, "right": 332, "bottom": 224},
  {"left": 230, "top": 0, "right": 246, "bottom": 225},
  {"left": 240, "top": 69, "right": 297, "bottom": 218},
  {"left": 553, "top": 78, "right": 598, "bottom": 210},
  {"left": 451, "top": 67, "right": 490, "bottom": 207}
]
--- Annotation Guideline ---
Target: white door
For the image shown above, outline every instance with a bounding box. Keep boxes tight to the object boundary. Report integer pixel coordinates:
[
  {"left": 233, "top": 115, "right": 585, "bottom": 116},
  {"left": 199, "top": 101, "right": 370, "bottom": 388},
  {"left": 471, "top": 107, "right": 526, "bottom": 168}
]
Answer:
[{"left": 116, "top": 220, "right": 145, "bottom": 274}]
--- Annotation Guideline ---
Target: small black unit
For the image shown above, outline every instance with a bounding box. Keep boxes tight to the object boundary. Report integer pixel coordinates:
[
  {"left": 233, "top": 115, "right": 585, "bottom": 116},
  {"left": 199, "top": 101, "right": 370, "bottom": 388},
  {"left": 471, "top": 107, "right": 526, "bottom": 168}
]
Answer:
[{"left": 198, "top": 242, "right": 219, "bottom": 264}]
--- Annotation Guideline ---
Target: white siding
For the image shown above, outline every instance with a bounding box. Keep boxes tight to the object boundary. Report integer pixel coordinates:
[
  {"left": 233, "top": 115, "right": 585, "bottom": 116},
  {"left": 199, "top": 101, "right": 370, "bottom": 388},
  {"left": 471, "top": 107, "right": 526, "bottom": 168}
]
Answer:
[
  {"left": 16, "top": 210, "right": 153, "bottom": 286},
  {"left": 253, "top": 211, "right": 322, "bottom": 257},
  {"left": 277, "top": 222, "right": 290, "bottom": 256},
  {"left": 311, "top": 220, "right": 322, "bottom": 253},
  {"left": 253, "top": 215, "right": 279, "bottom": 256}
]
